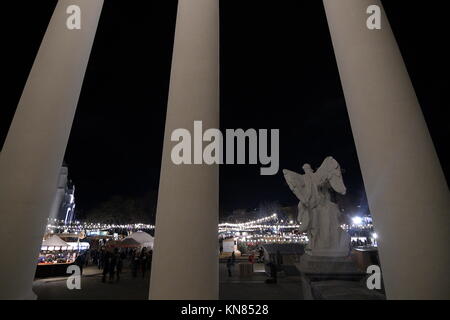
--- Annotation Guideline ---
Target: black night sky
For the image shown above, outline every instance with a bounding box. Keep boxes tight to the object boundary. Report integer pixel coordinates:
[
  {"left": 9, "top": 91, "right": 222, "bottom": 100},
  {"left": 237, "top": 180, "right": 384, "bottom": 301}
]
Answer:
[{"left": 1, "top": 1, "right": 448, "bottom": 222}]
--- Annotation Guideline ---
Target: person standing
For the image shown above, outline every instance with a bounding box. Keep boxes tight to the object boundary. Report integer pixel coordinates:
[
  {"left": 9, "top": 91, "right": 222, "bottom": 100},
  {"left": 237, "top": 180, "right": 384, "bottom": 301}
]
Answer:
[
  {"left": 140, "top": 248, "right": 148, "bottom": 278},
  {"left": 226, "top": 258, "right": 233, "bottom": 277},
  {"left": 131, "top": 249, "right": 139, "bottom": 278},
  {"left": 93, "top": 249, "right": 98, "bottom": 267},
  {"left": 258, "top": 247, "right": 264, "bottom": 263},
  {"left": 276, "top": 250, "right": 283, "bottom": 266},
  {"left": 98, "top": 246, "right": 106, "bottom": 270},
  {"left": 85, "top": 249, "right": 90, "bottom": 267},
  {"left": 102, "top": 251, "right": 110, "bottom": 283},
  {"left": 74, "top": 253, "right": 85, "bottom": 276},
  {"left": 109, "top": 248, "right": 118, "bottom": 282},
  {"left": 148, "top": 250, "right": 153, "bottom": 272},
  {"left": 267, "top": 260, "right": 277, "bottom": 284},
  {"left": 116, "top": 250, "right": 123, "bottom": 282}
]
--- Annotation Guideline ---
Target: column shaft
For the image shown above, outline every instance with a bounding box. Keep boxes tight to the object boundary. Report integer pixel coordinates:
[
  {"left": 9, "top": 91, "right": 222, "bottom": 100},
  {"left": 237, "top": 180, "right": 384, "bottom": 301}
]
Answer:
[
  {"left": 0, "top": 0, "right": 103, "bottom": 299},
  {"left": 149, "top": 0, "right": 220, "bottom": 299},
  {"left": 323, "top": 0, "right": 450, "bottom": 299}
]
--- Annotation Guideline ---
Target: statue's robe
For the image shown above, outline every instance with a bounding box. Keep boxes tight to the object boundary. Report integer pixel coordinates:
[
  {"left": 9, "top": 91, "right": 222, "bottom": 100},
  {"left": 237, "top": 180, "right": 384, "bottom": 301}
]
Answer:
[{"left": 299, "top": 172, "right": 350, "bottom": 257}]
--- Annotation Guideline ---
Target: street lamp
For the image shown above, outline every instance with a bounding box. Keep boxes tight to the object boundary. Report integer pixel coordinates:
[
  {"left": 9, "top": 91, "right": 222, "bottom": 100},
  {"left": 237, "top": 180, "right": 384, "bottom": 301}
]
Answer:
[{"left": 352, "top": 216, "right": 363, "bottom": 225}]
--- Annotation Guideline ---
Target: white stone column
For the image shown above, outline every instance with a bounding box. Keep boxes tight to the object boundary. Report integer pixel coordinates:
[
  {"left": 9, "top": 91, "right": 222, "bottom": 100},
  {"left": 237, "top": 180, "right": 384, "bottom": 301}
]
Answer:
[
  {"left": 149, "top": 0, "right": 220, "bottom": 299},
  {"left": 0, "top": 0, "right": 103, "bottom": 299},
  {"left": 323, "top": 0, "right": 450, "bottom": 299}
]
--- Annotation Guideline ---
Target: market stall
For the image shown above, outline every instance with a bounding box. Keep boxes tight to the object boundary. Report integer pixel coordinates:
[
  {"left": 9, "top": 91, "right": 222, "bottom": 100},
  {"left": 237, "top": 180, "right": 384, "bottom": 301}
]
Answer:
[
  {"left": 35, "top": 235, "right": 79, "bottom": 278},
  {"left": 122, "top": 231, "right": 154, "bottom": 249}
]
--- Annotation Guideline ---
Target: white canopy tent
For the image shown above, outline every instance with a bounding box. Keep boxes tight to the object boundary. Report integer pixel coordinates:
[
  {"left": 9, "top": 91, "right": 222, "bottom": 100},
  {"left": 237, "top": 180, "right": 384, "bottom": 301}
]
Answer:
[
  {"left": 122, "top": 231, "right": 154, "bottom": 249},
  {"left": 41, "top": 235, "right": 69, "bottom": 251}
]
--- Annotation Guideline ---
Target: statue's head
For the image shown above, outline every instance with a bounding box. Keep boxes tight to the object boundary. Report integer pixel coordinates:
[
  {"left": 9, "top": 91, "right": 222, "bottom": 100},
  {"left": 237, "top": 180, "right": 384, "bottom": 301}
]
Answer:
[{"left": 302, "top": 163, "right": 313, "bottom": 174}]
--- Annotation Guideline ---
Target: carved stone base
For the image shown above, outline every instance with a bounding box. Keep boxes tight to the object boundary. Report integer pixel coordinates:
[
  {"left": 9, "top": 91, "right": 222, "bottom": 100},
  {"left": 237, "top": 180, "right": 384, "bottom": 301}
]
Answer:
[
  {"left": 297, "top": 255, "right": 360, "bottom": 274},
  {"left": 305, "top": 247, "right": 351, "bottom": 258},
  {"left": 295, "top": 255, "right": 368, "bottom": 299}
]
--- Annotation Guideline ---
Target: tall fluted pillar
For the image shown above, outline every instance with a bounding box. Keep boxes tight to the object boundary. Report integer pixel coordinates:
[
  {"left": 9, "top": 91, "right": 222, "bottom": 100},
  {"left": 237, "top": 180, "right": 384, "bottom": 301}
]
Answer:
[
  {"left": 323, "top": 0, "right": 450, "bottom": 299},
  {"left": 149, "top": 0, "right": 220, "bottom": 299},
  {"left": 0, "top": 0, "right": 103, "bottom": 299}
]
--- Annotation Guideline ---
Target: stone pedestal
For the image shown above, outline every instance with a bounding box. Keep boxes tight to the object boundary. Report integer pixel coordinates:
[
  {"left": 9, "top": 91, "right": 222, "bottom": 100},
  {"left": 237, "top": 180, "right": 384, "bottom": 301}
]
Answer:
[
  {"left": 351, "top": 247, "right": 380, "bottom": 272},
  {"left": 295, "top": 255, "right": 367, "bottom": 299}
]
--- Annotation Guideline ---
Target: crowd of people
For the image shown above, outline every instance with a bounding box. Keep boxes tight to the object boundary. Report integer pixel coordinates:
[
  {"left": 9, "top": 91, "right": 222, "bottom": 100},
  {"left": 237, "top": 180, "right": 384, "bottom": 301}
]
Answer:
[
  {"left": 226, "top": 247, "right": 266, "bottom": 277},
  {"left": 74, "top": 246, "right": 153, "bottom": 283},
  {"left": 38, "top": 252, "right": 76, "bottom": 265},
  {"left": 351, "top": 238, "right": 372, "bottom": 247}
]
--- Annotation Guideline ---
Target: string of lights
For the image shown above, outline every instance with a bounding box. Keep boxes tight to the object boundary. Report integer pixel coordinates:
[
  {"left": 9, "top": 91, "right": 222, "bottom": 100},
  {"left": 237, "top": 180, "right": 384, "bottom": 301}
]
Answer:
[{"left": 45, "top": 213, "right": 374, "bottom": 245}]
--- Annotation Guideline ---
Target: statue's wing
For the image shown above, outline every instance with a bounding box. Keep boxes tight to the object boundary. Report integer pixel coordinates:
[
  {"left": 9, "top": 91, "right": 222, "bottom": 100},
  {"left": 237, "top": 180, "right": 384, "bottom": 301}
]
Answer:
[
  {"left": 314, "top": 156, "right": 346, "bottom": 195},
  {"left": 283, "top": 169, "right": 309, "bottom": 203}
]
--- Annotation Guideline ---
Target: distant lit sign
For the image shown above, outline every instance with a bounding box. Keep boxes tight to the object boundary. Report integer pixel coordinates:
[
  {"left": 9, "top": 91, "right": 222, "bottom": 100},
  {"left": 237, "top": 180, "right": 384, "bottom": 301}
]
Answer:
[{"left": 86, "top": 230, "right": 108, "bottom": 236}]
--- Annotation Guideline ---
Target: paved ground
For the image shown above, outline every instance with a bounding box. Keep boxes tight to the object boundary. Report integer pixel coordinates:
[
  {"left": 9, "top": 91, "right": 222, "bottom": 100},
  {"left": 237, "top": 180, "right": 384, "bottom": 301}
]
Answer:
[
  {"left": 219, "top": 263, "right": 302, "bottom": 300},
  {"left": 33, "top": 261, "right": 303, "bottom": 300},
  {"left": 33, "top": 263, "right": 150, "bottom": 300}
]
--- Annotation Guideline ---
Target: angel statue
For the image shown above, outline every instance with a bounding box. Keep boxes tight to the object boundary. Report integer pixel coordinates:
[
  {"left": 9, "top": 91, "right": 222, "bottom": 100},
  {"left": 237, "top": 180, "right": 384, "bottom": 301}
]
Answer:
[{"left": 283, "top": 156, "right": 350, "bottom": 257}]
